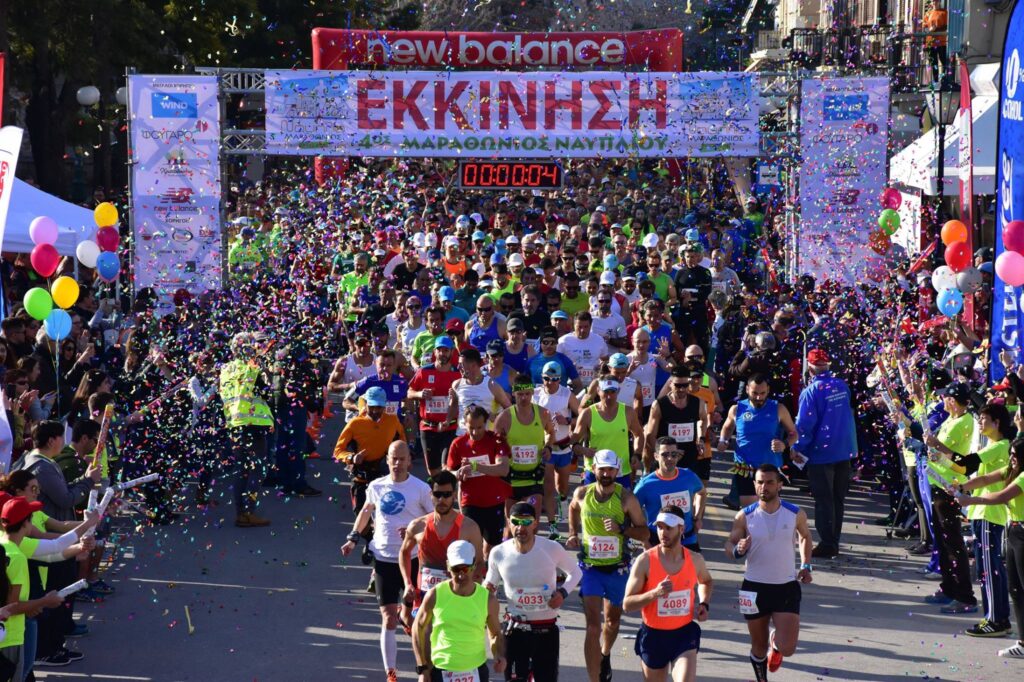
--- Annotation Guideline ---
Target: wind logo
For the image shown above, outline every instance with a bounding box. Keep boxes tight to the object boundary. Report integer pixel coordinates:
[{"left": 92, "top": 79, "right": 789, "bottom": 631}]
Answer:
[{"left": 152, "top": 92, "right": 198, "bottom": 118}]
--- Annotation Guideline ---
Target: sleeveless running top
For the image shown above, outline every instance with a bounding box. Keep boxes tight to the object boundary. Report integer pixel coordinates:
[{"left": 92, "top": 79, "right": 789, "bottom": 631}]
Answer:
[
  {"left": 454, "top": 377, "right": 496, "bottom": 434},
  {"left": 468, "top": 315, "right": 501, "bottom": 353},
  {"left": 587, "top": 402, "right": 631, "bottom": 475},
  {"left": 742, "top": 501, "right": 800, "bottom": 584},
  {"left": 617, "top": 376, "right": 639, "bottom": 407},
  {"left": 504, "top": 343, "right": 531, "bottom": 375},
  {"left": 418, "top": 514, "right": 465, "bottom": 596},
  {"left": 506, "top": 404, "right": 546, "bottom": 487},
  {"left": 629, "top": 357, "right": 658, "bottom": 407},
  {"left": 735, "top": 399, "right": 781, "bottom": 468},
  {"left": 641, "top": 547, "right": 697, "bottom": 629},
  {"left": 486, "top": 365, "right": 512, "bottom": 395},
  {"left": 581, "top": 483, "right": 626, "bottom": 567},
  {"left": 656, "top": 396, "right": 700, "bottom": 461},
  {"left": 341, "top": 355, "right": 376, "bottom": 419},
  {"left": 430, "top": 582, "right": 489, "bottom": 671},
  {"left": 534, "top": 385, "right": 571, "bottom": 450}
]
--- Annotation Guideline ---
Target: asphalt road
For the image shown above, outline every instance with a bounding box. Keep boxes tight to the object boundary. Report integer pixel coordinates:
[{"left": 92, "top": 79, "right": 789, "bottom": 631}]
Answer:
[{"left": 35, "top": 413, "right": 1022, "bottom": 682}]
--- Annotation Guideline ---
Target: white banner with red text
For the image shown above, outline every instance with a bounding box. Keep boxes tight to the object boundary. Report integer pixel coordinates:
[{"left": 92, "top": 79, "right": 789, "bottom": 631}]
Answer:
[
  {"left": 128, "top": 75, "right": 222, "bottom": 311},
  {"left": 264, "top": 70, "right": 759, "bottom": 158}
]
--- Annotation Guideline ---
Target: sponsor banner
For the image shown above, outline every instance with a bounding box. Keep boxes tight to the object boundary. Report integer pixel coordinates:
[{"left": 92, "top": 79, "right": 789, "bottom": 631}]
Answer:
[
  {"left": 797, "top": 77, "right": 890, "bottom": 286},
  {"left": 958, "top": 58, "right": 976, "bottom": 328},
  {"left": 0, "top": 126, "right": 23, "bottom": 253},
  {"left": 129, "top": 75, "right": 221, "bottom": 311},
  {"left": 264, "top": 70, "right": 759, "bottom": 159},
  {"left": 310, "top": 29, "right": 684, "bottom": 71},
  {"left": 991, "top": 1, "right": 1024, "bottom": 381}
]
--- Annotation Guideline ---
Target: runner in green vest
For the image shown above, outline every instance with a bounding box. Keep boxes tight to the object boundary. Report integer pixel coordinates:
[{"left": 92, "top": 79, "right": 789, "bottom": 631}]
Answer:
[
  {"left": 494, "top": 384, "right": 556, "bottom": 536},
  {"left": 571, "top": 376, "right": 645, "bottom": 488},
  {"left": 220, "top": 333, "right": 274, "bottom": 529},
  {"left": 413, "top": 540, "right": 506, "bottom": 681},
  {"left": 567, "top": 449, "right": 649, "bottom": 682}
]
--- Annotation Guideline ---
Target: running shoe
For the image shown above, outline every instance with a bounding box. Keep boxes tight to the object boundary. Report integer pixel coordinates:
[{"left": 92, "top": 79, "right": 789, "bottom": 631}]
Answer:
[
  {"left": 907, "top": 542, "right": 932, "bottom": 556},
  {"left": 810, "top": 544, "right": 838, "bottom": 559},
  {"left": 998, "top": 641, "right": 1024, "bottom": 658},
  {"left": 76, "top": 588, "right": 103, "bottom": 603},
  {"left": 767, "top": 629, "right": 784, "bottom": 672},
  {"left": 873, "top": 515, "right": 894, "bottom": 526},
  {"left": 90, "top": 579, "right": 115, "bottom": 595},
  {"left": 35, "top": 651, "right": 72, "bottom": 667},
  {"left": 599, "top": 652, "right": 612, "bottom": 682},
  {"left": 965, "top": 619, "right": 1011, "bottom": 637},
  {"left": 924, "top": 590, "right": 953, "bottom": 605},
  {"left": 939, "top": 600, "right": 979, "bottom": 614},
  {"left": 386, "top": 668, "right": 399, "bottom": 682},
  {"left": 62, "top": 649, "right": 84, "bottom": 662},
  {"left": 548, "top": 523, "right": 561, "bottom": 541}
]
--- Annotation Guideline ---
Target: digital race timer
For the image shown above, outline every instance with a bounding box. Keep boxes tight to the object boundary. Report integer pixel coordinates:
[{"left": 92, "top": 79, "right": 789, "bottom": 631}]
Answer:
[{"left": 457, "top": 161, "right": 563, "bottom": 190}]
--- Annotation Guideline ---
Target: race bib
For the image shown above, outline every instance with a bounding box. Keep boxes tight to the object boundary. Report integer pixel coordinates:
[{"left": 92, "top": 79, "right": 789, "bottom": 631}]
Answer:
[
  {"left": 641, "top": 384, "right": 653, "bottom": 402},
  {"left": 385, "top": 401, "right": 400, "bottom": 415},
  {"left": 512, "top": 588, "right": 548, "bottom": 613},
  {"left": 657, "top": 589, "right": 692, "bottom": 618},
  {"left": 466, "top": 455, "right": 490, "bottom": 478},
  {"left": 738, "top": 589, "right": 759, "bottom": 615},
  {"left": 511, "top": 445, "right": 538, "bottom": 466},
  {"left": 659, "top": 490, "right": 692, "bottom": 514},
  {"left": 442, "top": 671, "right": 480, "bottom": 682},
  {"left": 426, "top": 396, "right": 449, "bottom": 414},
  {"left": 588, "top": 535, "right": 621, "bottom": 560},
  {"left": 579, "top": 366, "right": 596, "bottom": 383},
  {"left": 668, "top": 422, "right": 695, "bottom": 443},
  {"left": 419, "top": 566, "right": 448, "bottom": 592}
]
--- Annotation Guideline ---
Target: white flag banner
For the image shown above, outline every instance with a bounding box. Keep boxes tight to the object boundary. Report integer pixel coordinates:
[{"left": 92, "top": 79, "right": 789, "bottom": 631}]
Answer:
[
  {"left": 0, "top": 126, "right": 25, "bottom": 252},
  {"left": 128, "top": 75, "right": 221, "bottom": 313},
  {"left": 265, "top": 69, "right": 760, "bottom": 158}
]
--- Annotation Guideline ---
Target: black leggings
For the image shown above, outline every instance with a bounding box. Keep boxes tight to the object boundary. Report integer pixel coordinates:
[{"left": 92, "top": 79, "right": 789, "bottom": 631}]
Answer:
[
  {"left": 1007, "top": 523, "right": 1024, "bottom": 639},
  {"left": 420, "top": 429, "right": 457, "bottom": 472},
  {"left": 505, "top": 625, "right": 560, "bottom": 681},
  {"left": 931, "top": 488, "right": 977, "bottom": 605}
]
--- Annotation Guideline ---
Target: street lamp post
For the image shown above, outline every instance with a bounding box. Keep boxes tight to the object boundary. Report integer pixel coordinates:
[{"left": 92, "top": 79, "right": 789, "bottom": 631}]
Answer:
[{"left": 924, "top": 74, "right": 960, "bottom": 227}]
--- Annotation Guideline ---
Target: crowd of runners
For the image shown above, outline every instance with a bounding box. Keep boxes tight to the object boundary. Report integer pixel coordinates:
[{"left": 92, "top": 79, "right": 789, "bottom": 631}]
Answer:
[{"left": 2, "top": 157, "right": 1023, "bottom": 681}]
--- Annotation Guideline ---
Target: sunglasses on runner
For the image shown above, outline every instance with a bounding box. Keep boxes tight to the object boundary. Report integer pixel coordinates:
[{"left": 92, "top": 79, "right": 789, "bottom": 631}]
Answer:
[
  {"left": 659, "top": 450, "right": 682, "bottom": 458},
  {"left": 449, "top": 564, "right": 472, "bottom": 574},
  {"left": 509, "top": 516, "right": 535, "bottom": 527},
  {"left": 432, "top": 490, "right": 454, "bottom": 499}
]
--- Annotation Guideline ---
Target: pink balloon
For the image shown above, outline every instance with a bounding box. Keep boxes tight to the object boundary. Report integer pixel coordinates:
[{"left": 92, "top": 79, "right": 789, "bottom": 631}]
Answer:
[
  {"left": 881, "top": 188, "right": 902, "bottom": 210},
  {"left": 30, "top": 243, "right": 60, "bottom": 278},
  {"left": 1004, "top": 220, "right": 1024, "bottom": 255},
  {"left": 95, "top": 226, "right": 120, "bottom": 252},
  {"left": 29, "top": 216, "right": 59, "bottom": 246},
  {"left": 996, "top": 250, "right": 1024, "bottom": 287}
]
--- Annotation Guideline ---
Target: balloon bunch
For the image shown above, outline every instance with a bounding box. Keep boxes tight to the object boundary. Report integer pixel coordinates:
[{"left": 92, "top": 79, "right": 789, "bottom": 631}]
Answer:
[
  {"left": 871, "top": 189, "right": 901, "bottom": 255},
  {"left": 22, "top": 216, "right": 80, "bottom": 340},
  {"left": 77, "top": 202, "right": 121, "bottom": 282},
  {"left": 996, "top": 220, "right": 1024, "bottom": 287},
  {"left": 932, "top": 219, "right": 979, "bottom": 317}
]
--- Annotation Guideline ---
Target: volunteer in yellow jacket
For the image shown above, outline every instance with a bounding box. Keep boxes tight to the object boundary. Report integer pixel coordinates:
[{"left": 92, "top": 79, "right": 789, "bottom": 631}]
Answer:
[
  {"left": 220, "top": 332, "right": 275, "bottom": 528},
  {"left": 413, "top": 540, "right": 506, "bottom": 682},
  {"left": 954, "top": 436, "right": 1024, "bottom": 659},
  {"left": 942, "top": 403, "right": 1012, "bottom": 637},
  {"left": 623, "top": 505, "right": 712, "bottom": 682},
  {"left": 0, "top": 497, "right": 65, "bottom": 681},
  {"left": 922, "top": 382, "right": 978, "bottom": 613}
]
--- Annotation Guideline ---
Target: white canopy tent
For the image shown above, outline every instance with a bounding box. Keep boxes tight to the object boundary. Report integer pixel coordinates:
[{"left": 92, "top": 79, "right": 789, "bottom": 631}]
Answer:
[
  {"left": 1, "top": 177, "right": 93, "bottom": 255},
  {"left": 889, "top": 63, "right": 1000, "bottom": 197}
]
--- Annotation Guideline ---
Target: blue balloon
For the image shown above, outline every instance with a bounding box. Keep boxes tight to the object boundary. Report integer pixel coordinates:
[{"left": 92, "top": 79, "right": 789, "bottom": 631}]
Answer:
[
  {"left": 936, "top": 287, "right": 964, "bottom": 317},
  {"left": 44, "top": 309, "right": 72, "bottom": 341},
  {"left": 96, "top": 251, "right": 120, "bottom": 281}
]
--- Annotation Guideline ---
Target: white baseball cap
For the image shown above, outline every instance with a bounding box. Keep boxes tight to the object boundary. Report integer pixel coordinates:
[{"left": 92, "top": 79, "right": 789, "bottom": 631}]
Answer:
[
  {"left": 593, "top": 449, "right": 620, "bottom": 470},
  {"left": 506, "top": 235, "right": 520, "bottom": 245},
  {"left": 642, "top": 233, "right": 660, "bottom": 249},
  {"left": 599, "top": 271, "right": 616, "bottom": 286},
  {"left": 508, "top": 253, "right": 525, "bottom": 267},
  {"left": 446, "top": 540, "right": 476, "bottom": 567}
]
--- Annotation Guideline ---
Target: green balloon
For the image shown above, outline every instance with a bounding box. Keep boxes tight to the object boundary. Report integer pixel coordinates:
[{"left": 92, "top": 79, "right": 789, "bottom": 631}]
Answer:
[
  {"left": 23, "top": 287, "right": 53, "bottom": 321},
  {"left": 878, "top": 209, "right": 900, "bottom": 235}
]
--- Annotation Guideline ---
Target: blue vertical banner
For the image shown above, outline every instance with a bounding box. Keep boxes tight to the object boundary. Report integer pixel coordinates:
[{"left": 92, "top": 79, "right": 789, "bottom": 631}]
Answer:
[{"left": 992, "top": 0, "right": 1024, "bottom": 382}]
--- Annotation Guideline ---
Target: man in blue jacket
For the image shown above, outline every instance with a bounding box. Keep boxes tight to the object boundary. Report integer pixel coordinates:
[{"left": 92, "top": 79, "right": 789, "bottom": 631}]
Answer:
[{"left": 792, "top": 349, "right": 858, "bottom": 559}]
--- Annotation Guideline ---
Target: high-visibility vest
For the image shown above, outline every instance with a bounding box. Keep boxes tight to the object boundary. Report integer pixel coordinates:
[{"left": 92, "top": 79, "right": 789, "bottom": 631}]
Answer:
[{"left": 220, "top": 360, "right": 273, "bottom": 428}]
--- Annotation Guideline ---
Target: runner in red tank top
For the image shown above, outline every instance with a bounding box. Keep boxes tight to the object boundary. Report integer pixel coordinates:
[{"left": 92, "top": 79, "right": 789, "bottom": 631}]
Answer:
[
  {"left": 400, "top": 470, "right": 483, "bottom": 607},
  {"left": 624, "top": 505, "right": 713, "bottom": 681}
]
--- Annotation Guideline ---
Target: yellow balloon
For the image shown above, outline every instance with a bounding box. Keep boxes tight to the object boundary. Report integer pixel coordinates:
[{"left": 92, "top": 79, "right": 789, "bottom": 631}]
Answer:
[
  {"left": 50, "top": 276, "right": 80, "bottom": 310},
  {"left": 94, "top": 202, "right": 118, "bottom": 227}
]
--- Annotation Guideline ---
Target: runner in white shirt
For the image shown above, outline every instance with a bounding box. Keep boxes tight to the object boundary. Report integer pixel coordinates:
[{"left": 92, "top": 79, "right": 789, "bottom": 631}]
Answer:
[
  {"left": 448, "top": 347, "right": 511, "bottom": 435},
  {"left": 725, "top": 464, "right": 814, "bottom": 682},
  {"left": 533, "top": 362, "right": 582, "bottom": 525},
  {"left": 485, "top": 501, "right": 583, "bottom": 682},
  {"left": 591, "top": 288, "right": 630, "bottom": 350},
  {"left": 557, "top": 312, "right": 608, "bottom": 389},
  {"left": 397, "top": 297, "right": 427, "bottom": 354},
  {"left": 341, "top": 442, "right": 433, "bottom": 681},
  {"left": 627, "top": 327, "right": 669, "bottom": 423},
  {"left": 327, "top": 331, "right": 377, "bottom": 419}
]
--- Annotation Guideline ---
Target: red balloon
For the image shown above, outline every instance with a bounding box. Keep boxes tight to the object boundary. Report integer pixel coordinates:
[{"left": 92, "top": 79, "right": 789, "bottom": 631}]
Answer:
[
  {"left": 944, "top": 241, "right": 972, "bottom": 273},
  {"left": 881, "top": 188, "right": 902, "bottom": 210},
  {"left": 95, "top": 226, "right": 120, "bottom": 252},
  {"left": 30, "top": 243, "right": 60, "bottom": 278},
  {"left": 1004, "top": 220, "right": 1024, "bottom": 255}
]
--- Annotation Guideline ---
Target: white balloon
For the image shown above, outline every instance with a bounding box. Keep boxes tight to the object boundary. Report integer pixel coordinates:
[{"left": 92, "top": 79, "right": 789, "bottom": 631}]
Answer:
[
  {"left": 932, "top": 265, "right": 957, "bottom": 292},
  {"left": 956, "top": 267, "right": 983, "bottom": 294},
  {"left": 76, "top": 240, "right": 100, "bottom": 269}
]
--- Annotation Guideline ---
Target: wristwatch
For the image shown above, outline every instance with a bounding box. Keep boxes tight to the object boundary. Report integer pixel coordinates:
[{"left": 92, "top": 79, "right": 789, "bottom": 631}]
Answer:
[
  {"left": 556, "top": 587, "right": 569, "bottom": 600},
  {"left": 415, "top": 664, "right": 431, "bottom": 675},
  {"left": 800, "top": 563, "right": 813, "bottom": 572},
  {"left": 700, "top": 601, "right": 710, "bottom": 612}
]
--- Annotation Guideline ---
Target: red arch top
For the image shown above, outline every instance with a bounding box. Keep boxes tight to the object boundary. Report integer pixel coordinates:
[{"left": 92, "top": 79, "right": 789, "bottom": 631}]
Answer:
[{"left": 311, "top": 29, "right": 684, "bottom": 72}]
